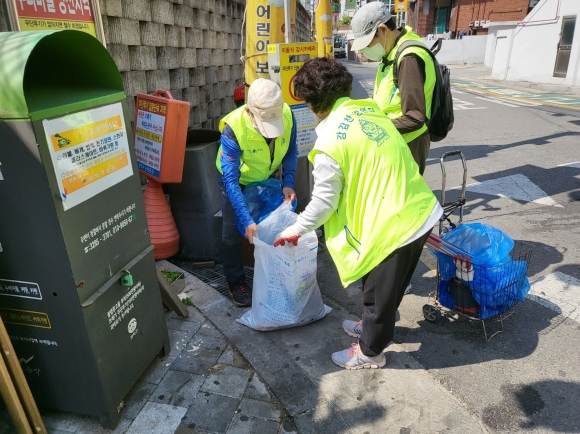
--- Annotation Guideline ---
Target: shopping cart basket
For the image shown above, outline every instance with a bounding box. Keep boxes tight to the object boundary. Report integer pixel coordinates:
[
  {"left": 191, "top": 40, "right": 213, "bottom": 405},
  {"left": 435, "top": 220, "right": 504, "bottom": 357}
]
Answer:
[{"left": 423, "top": 151, "right": 534, "bottom": 341}]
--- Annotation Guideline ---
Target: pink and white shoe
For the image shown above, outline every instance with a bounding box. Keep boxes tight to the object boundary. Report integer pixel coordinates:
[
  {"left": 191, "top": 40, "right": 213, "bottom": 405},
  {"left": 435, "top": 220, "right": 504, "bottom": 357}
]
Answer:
[
  {"left": 331, "top": 343, "right": 386, "bottom": 370},
  {"left": 342, "top": 319, "right": 363, "bottom": 338}
]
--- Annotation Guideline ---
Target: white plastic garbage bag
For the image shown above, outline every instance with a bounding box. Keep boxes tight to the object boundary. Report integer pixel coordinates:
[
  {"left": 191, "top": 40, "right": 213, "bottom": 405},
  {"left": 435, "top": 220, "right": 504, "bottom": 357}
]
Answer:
[{"left": 237, "top": 203, "right": 332, "bottom": 331}]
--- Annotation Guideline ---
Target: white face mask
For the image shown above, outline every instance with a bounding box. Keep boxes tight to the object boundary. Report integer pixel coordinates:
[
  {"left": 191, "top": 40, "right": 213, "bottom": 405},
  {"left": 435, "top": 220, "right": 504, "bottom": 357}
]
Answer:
[{"left": 361, "top": 41, "right": 387, "bottom": 61}]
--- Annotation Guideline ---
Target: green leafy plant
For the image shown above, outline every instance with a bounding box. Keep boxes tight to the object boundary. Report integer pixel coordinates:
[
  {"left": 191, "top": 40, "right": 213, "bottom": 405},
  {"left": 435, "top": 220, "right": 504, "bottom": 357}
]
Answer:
[
  {"left": 161, "top": 270, "right": 182, "bottom": 284},
  {"left": 182, "top": 297, "right": 193, "bottom": 306},
  {"left": 340, "top": 15, "right": 351, "bottom": 25}
]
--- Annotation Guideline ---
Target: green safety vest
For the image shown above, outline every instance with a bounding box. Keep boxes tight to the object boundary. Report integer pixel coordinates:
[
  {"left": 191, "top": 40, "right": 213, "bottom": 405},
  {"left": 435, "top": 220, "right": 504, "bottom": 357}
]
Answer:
[
  {"left": 373, "top": 27, "right": 436, "bottom": 143},
  {"left": 216, "top": 104, "right": 293, "bottom": 185},
  {"left": 309, "top": 97, "right": 438, "bottom": 287}
]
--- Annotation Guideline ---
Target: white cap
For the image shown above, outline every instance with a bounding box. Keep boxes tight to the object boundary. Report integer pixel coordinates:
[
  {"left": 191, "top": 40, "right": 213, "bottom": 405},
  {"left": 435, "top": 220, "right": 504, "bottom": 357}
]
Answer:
[
  {"left": 247, "top": 79, "right": 285, "bottom": 138},
  {"left": 351, "top": 2, "right": 393, "bottom": 51}
]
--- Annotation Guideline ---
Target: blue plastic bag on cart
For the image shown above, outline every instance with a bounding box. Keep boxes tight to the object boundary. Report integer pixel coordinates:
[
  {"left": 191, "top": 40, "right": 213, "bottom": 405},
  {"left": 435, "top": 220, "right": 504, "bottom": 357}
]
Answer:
[
  {"left": 431, "top": 223, "right": 530, "bottom": 319},
  {"left": 236, "top": 179, "right": 297, "bottom": 235},
  {"left": 436, "top": 263, "right": 529, "bottom": 319},
  {"left": 440, "top": 223, "right": 514, "bottom": 266}
]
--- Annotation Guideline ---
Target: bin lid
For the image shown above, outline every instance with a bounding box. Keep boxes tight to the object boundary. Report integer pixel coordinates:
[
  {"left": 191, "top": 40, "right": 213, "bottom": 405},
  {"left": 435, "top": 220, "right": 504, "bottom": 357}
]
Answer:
[
  {"left": 0, "top": 30, "right": 125, "bottom": 121},
  {"left": 186, "top": 129, "right": 221, "bottom": 146}
]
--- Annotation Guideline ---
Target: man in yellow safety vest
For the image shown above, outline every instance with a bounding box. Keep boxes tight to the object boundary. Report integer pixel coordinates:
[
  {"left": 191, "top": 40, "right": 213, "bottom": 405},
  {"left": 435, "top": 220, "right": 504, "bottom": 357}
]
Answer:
[
  {"left": 351, "top": 2, "right": 436, "bottom": 175},
  {"left": 216, "top": 79, "right": 298, "bottom": 307},
  {"left": 276, "top": 58, "right": 442, "bottom": 370}
]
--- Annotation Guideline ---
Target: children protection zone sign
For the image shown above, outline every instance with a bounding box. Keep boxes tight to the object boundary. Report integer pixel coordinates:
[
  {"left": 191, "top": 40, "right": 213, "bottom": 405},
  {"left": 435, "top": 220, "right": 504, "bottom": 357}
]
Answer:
[
  {"left": 43, "top": 103, "right": 133, "bottom": 210},
  {"left": 271, "top": 42, "right": 318, "bottom": 157}
]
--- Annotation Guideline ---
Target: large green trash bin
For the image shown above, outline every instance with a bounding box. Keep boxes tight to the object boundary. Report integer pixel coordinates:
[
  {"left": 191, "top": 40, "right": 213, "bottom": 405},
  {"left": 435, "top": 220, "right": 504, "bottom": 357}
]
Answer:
[{"left": 0, "top": 30, "right": 169, "bottom": 427}]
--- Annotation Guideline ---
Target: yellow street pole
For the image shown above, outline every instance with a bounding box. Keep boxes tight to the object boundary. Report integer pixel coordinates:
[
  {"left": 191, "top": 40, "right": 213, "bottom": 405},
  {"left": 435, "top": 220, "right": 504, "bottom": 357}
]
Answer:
[{"left": 315, "top": 0, "right": 332, "bottom": 57}]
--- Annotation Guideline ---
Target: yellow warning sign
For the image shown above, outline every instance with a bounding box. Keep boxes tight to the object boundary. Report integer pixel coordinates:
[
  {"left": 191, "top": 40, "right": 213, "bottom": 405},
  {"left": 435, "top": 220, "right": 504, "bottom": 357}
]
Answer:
[
  {"left": 269, "top": 42, "right": 319, "bottom": 157},
  {"left": 277, "top": 42, "right": 318, "bottom": 104},
  {"left": 395, "top": 0, "right": 408, "bottom": 13}
]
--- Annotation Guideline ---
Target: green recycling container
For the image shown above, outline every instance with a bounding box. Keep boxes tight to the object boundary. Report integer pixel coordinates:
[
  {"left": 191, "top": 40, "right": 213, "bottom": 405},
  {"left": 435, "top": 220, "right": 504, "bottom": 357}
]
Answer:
[{"left": 0, "top": 30, "right": 169, "bottom": 427}]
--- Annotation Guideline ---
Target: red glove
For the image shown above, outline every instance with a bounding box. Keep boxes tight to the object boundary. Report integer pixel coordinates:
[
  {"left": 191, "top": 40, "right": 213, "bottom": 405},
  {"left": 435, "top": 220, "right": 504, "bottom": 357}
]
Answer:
[{"left": 273, "top": 235, "right": 300, "bottom": 247}]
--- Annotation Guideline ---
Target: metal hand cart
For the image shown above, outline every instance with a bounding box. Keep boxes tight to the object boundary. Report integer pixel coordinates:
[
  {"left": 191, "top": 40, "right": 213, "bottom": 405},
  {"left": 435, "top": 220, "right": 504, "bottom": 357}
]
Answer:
[{"left": 422, "top": 151, "right": 534, "bottom": 341}]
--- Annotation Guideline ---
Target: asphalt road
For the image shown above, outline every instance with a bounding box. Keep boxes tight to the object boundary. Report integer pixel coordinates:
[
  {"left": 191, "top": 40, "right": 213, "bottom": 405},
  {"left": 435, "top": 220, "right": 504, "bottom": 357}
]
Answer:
[{"left": 316, "top": 62, "right": 580, "bottom": 433}]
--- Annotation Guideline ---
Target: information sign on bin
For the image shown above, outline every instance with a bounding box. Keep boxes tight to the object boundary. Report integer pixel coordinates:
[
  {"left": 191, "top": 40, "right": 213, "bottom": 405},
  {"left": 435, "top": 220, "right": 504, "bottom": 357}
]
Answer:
[
  {"left": 134, "top": 90, "right": 189, "bottom": 184},
  {"left": 134, "top": 90, "right": 190, "bottom": 260}
]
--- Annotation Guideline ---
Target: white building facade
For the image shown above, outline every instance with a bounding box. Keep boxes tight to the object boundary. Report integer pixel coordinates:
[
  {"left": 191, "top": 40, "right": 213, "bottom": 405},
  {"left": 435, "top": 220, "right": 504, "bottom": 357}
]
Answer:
[{"left": 491, "top": 0, "right": 580, "bottom": 86}]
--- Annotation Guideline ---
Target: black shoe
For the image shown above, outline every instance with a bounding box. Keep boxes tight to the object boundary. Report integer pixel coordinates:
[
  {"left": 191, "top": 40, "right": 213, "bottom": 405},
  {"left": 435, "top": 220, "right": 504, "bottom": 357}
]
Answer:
[{"left": 228, "top": 282, "right": 252, "bottom": 307}]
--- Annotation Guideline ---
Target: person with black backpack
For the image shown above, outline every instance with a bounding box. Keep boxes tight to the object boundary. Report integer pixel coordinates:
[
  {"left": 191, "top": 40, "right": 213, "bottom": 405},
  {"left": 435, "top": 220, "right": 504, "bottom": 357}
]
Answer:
[{"left": 351, "top": 2, "right": 453, "bottom": 175}]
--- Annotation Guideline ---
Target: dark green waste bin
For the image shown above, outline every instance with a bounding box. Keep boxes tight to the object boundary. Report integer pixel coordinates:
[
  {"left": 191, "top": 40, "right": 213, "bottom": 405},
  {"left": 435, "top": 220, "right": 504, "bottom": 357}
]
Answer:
[
  {"left": 166, "top": 129, "right": 223, "bottom": 260},
  {"left": 0, "top": 30, "right": 169, "bottom": 427}
]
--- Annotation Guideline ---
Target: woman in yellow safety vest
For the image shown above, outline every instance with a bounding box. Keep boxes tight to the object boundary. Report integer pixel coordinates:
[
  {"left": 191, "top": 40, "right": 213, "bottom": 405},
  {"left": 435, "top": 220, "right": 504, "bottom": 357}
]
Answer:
[
  {"left": 276, "top": 58, "right": 443, "bottom": 370},
  {"left": 217, "top": 79, "right": 298, "bottom": 307}
]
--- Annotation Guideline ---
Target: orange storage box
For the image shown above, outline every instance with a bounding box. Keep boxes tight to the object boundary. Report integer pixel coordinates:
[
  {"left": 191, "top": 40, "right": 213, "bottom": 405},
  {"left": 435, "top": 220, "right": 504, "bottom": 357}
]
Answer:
[{"left": 134, "top": 90, "right": 190, "bottom": 184}]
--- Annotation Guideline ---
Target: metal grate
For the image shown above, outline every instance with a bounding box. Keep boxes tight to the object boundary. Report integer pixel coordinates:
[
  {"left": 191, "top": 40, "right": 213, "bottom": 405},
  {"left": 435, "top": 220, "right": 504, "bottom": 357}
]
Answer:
[{"left": 172, "top": 261, "right": 254, "bottom": 297}]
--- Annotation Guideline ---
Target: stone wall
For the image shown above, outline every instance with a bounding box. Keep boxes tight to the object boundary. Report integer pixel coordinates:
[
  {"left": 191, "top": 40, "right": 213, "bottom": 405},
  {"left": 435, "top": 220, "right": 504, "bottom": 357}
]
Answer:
[
  {"left": 102, "top": 0, "right": 312, "bottom": 128},
  {"left": 0, "top": 1, "right": 9, "bottom": 33},
  {"left": 98, "top": 0, "right": 246, "bottom": 130}
]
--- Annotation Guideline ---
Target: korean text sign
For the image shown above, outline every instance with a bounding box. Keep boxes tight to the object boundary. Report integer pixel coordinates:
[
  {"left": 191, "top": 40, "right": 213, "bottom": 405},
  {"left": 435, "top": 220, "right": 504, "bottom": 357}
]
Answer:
[
  {"left": 43, "top": 103, "right": 134, "bottom": 210},
  {"left": 11, "top": 0, "right": 98, "bottom": 37},
  {"left": 134, "top": 91, "right": 189, "bottom": 184},
  {"left": 271, "top": 43, "right": 319, "bottom": 157},
  {"left": 135, "top": 100, "right": 167, "bottom": 179},
  {"left": 245, "top": 0, "right": 297, "bottom": 84}
]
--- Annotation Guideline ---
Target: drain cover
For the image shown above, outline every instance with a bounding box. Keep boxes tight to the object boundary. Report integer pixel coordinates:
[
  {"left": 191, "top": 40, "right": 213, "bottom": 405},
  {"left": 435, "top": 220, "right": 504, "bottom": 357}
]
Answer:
[{"left": 172, "top": 261, "right": 254, "bottom": 297}]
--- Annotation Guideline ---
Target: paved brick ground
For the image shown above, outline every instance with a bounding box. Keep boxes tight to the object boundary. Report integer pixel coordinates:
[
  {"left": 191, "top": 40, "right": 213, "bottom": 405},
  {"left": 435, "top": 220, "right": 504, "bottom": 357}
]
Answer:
[{"left": 0, "top": 306, "right": 297, "bottom": 434}]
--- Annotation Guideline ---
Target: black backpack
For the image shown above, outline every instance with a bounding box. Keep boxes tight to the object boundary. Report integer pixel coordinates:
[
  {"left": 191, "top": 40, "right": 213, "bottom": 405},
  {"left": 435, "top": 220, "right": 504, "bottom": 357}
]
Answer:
[{"left": 392, "top": 39, "right": 454, "bottom": 142}]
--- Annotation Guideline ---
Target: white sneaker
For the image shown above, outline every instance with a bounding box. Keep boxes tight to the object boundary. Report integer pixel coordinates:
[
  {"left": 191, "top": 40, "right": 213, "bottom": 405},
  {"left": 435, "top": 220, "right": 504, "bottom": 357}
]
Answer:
[
  {"left": 342, "top": 319, "right": 363, "bottom": 338},
  {"left": 404, "top": 284, "right": 412, "bottom": 295},
  {"left": 331, "top": 343, "right": 386, "bottom": 370}
]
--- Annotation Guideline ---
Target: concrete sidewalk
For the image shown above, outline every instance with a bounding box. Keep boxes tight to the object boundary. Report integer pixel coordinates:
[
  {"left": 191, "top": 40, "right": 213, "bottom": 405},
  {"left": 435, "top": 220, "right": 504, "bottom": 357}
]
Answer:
[
  {"left": 448, "top": 63, "right": 580, "bottom": 96},
  {"left": 0, "top": 260, "right": 486, "bottom": 434},
  {"left": 178, "top": 267, "right": 488, "bottom": 433}
]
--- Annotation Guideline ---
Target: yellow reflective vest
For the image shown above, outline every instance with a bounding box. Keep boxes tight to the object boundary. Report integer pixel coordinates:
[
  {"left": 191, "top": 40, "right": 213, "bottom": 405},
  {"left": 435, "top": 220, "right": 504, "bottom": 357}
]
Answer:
[
  {"left": 309, "top": 97, "right": 438, "bottom": 287},
  {"left": 373, "top": 27, "right": 436, "bottom": 143},
  {"left": 216, "top": 104, "right": 293, "bottom": 185}
]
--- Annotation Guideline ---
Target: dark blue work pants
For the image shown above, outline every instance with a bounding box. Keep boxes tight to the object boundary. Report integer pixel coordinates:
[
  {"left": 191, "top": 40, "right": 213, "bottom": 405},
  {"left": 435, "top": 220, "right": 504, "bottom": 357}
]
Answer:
[{"left": 216, "top": 171, "right": 246, "bottom": 285}]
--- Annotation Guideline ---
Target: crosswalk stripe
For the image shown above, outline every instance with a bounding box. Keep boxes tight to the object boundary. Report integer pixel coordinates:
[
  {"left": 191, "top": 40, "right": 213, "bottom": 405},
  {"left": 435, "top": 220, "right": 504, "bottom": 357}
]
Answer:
[
  {"left": 452, "top": 82, "right": 580, "bottom": 111},
  {"left": 452, "top": 174, "right": 561, "bottom": 207},
  {"left": 453, "top": 98, "right": 486, "bottom": 110},
  {"left": 496, "top": 96, "right": 543, "bottom": 106},
  {"left": 475, "top": 96, "right": 520, "bottom": 107},
  {"left": 528, "top": 272, "right": 580, "bottom": 324},
  {"left": 557, "top": 161, "right": 580, "bottom": 168}
]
